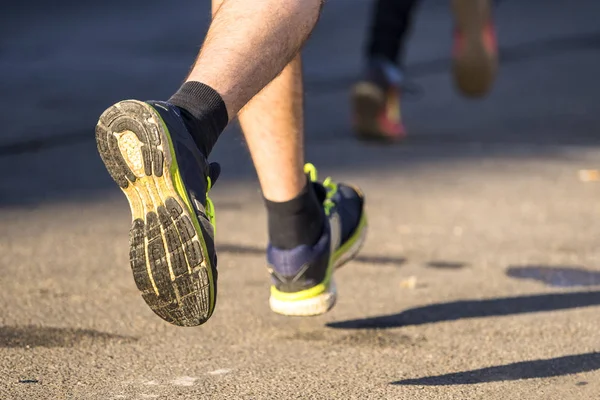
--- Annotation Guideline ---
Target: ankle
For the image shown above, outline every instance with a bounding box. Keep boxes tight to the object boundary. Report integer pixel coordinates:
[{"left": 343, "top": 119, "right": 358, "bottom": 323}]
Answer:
[
  {"left": 168, "top": 81, "right": 229, "bottom": 157},
  {"left": 265, "top": 179, "right": 325, "bottom": 250}
]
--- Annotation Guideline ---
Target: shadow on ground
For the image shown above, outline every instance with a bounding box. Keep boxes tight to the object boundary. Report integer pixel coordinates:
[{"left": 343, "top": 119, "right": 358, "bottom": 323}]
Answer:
[
  {"left": 327, "top": 290, "right": 600, "bottom": 329},
  {"left": 425, "top": 261, "right": 467, "bottom": 269},
  {"left": 0, "top": 326, "right": 137, "bottom": 348},
  {"left": 393, "top": 352, "right": 600, "bottom": 385},
  {"left": 507, "top": 265, "right": 600, "bottom": 287}
]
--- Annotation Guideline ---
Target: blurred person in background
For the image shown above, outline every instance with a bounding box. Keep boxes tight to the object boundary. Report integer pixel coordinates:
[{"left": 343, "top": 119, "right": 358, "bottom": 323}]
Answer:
[{"left": 351, "top": 0, "right": 498, "bottom": 141}]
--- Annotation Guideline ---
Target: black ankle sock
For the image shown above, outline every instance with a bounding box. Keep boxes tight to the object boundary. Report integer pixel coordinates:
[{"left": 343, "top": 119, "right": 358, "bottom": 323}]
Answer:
[
  {"left": 265, "top": 180, "right": 325, "bottom": 250},
  {"left": 168, "top": 81, "right": 228, "bottom": 157}
]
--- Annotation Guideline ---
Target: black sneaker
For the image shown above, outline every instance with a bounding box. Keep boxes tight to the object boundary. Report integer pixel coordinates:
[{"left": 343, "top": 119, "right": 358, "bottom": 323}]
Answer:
[
  {"left": 96, "top": 100, "right": 220, "bottom": 326},
  {"left": 267, "top": 164, "right": 368, "bottom": 316}
]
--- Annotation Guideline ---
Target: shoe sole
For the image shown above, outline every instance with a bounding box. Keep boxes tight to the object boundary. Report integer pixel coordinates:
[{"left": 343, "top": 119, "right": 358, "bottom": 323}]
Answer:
[
  {"left": 452, "top": 0, "right": 497, "bottom": 97},
  {"left": 269, "top": 212, "right": 368, "bottom": 317},
  {"left": 95, "top": 100, "right": 215, "bottom": 327}
]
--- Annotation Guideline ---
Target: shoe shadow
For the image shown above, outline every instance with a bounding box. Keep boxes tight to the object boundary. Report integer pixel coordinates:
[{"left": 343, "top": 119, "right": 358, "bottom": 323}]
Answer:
[
  {"left": 425, "top": 261, "right": 467, "bottom": 270},
  {"left": 0, "top": 325, "right": 137, "bottom": 348},
  {"left": 327, "top": 290, "right": 600, "bottom": 330},
  {"left": 392, "top": 352, "right": 600, "bottom": 385}
]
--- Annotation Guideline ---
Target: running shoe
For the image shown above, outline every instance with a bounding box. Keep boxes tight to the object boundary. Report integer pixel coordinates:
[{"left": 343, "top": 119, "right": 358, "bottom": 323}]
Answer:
[
  {"left": 268, "top": 164, "right": 368, "bottom": 316},
  {"left": 451, "top": 0, "right": 498, "bottom": 97},
  {"left": 96, "top": 99, "right": 219, "bottom": 327}
]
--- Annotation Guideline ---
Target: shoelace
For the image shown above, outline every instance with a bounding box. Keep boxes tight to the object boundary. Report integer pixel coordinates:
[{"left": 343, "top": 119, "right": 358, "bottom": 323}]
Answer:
[
  {"left": 206, "top": 176, "right": 216, "bottom": 233},
  {"left": 304, "top": 163, "right": 338, "bottom": 216}
]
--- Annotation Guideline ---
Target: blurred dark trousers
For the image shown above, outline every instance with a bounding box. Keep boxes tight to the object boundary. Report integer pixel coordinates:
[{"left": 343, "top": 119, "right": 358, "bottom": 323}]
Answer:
[
  {"left": 365, "top": 0, "right": 421, "bottom": 65},
  {"left": 365, "top": 0, "right": 502, "bottom": 65}
]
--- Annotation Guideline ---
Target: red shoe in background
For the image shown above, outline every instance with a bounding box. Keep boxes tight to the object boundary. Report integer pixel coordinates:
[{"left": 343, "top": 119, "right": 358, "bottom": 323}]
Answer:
[{"left": 451, "top": 0, "right": 498, "bottom": 98}]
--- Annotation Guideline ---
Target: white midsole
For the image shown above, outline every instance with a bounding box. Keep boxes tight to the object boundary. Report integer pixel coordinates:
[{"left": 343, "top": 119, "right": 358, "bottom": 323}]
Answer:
[{"left": 269, "top": 223, "right": 368, "bottom": 316}]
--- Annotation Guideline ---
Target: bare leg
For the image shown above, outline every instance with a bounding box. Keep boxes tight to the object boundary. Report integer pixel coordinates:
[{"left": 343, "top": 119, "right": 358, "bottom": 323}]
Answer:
[
  {"left": 188, "top": 0, "right": 321, "bottom": 122},
  {"left": 199, "top": 0, "right": 314, "bottom": 202},
  {"left": 236, "top": 57, "right": 306, "bottom": 202}
]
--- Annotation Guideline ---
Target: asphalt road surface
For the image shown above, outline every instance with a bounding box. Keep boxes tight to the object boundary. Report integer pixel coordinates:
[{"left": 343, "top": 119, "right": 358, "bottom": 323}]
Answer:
[{"left": 2, "top": 0, "right": 600, "bottom": 398}]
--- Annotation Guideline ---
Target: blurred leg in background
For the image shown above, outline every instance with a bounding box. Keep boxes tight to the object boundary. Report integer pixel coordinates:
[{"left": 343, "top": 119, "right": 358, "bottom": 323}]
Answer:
[
  {"left": 351, "top": 0, "right": 420, "bottom": 142},
  {"left": 351, "top": 0, "right": 498, "bottom": 142}
]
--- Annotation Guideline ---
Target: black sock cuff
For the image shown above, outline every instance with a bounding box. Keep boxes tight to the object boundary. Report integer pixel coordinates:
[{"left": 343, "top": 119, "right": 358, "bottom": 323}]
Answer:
[
  {"left": 265, "top": 179, "right": 326, "bottom": 249},
  {"left": 264, "top": 178, "right": 310, "bottom": 213},
  {"left": 168, "top": 81, "right": 229, "bottom": 155},
  {"left": 169, "top": 81, "right": 229, "bottom": 125}
]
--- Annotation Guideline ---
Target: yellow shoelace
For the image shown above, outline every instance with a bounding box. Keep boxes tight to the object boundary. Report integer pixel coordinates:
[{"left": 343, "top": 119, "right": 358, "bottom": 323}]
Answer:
[
  {"left": 206, "top": 176, "right": 216, "bottom": 234},
  {"left": 304, "top": 163, "right": 338, "bottom": 215}
]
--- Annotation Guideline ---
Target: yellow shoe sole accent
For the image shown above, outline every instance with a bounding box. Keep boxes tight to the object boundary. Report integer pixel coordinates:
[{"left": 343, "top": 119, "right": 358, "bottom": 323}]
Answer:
[{"left": 96, "top": 100, "right": 215, "bottom": 326}]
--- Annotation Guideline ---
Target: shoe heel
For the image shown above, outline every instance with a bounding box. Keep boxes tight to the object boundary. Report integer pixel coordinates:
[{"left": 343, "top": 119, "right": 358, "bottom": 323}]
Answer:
[{"left": 269, "top": 281, "right": 337, "bottom": 317}]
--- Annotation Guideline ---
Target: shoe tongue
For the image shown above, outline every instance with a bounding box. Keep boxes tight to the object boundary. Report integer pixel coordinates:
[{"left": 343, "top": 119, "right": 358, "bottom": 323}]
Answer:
[
  {"left": 207, "top": 162, "right": 221, "bottom": 187},
  {"left": 311, "top": 182, "right": 327, "bottom": 204}
]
